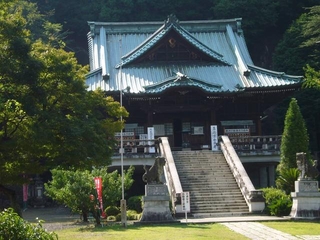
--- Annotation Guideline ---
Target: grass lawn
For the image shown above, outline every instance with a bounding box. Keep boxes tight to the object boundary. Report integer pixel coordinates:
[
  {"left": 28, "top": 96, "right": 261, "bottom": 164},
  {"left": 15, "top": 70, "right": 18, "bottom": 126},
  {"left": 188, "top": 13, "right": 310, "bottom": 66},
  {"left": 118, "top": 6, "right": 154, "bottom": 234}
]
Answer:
[
  {"left": 262, "top": 221, "right": 320, "bottom": 236},
  {"left": 55, "top": 223, "right": 249, "bottom": 240}
]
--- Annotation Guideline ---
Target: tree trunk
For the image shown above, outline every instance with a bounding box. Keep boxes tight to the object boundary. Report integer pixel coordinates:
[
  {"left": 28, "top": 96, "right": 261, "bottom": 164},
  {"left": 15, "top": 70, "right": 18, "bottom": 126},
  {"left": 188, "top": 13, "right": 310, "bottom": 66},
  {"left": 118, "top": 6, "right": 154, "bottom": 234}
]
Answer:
[
  {"left": 92, "top": 209, "right": 101, "bottom": 226},
  {"left": 0, "top": 184, "right": 22, "bottom": 216},
  {"left": 82, "top": 210, "right": 88, "bottom": 222}
]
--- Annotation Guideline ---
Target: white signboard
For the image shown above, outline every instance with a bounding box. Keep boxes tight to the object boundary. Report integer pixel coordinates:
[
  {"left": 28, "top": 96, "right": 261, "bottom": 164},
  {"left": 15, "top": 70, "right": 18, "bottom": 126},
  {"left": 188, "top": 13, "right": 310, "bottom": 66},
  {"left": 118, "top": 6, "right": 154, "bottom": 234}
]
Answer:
[
  {"left": 224, "top": 128, "right": 250, "bottom": 134},
  {"left": 115, "top": 132, "right": 135, "bottom": 137},
  {"left": 211, "top": 125, "right": 219, "bottom": 151},
  {"left": 181, "top": 192, "right": 190, "bottom": 212},
  {"left": 139, "top": 134, "right": 148, "bottom": 145},
  {"left": 147, "top": 127, "right": 155, "bottom": 153}
]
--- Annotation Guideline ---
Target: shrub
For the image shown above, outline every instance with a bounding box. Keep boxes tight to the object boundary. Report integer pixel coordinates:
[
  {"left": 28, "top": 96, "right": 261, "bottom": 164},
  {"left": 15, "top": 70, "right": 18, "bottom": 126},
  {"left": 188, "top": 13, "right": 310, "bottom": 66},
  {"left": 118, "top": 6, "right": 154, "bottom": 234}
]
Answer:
[
  {"left": 0, "top": 208, "right": 57, "bottom": 240},
  {"left": 127, "top": 210, "right": 141, "bottom": 220},
  {"left": 104, "top": 206, "right": 120, "bottom": 216},
  {"left": 127, "top": 196, "right": 143, "bottom": 213},
  {"left": 115, "top": 213, "right": 122, "bottom": 222},
  {"left": 276, "top": 168, "right": 299, "bottom": 194},
  {"left": 262, "top": 188, "right": 292, "bottom": 216},
  {"left": 107, "top": 215, "right": 116, "bottom": 221}
]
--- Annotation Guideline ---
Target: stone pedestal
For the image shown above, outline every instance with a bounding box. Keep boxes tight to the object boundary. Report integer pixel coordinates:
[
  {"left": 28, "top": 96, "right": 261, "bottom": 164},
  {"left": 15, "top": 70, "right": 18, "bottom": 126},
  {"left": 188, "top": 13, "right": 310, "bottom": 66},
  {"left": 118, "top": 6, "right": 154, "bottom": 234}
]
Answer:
[
  {"left": 290, "top": 180, "right": 320, "bottom": 219},
  {"left": 138, "top": 184, "right": 177, "bottom": 223}
]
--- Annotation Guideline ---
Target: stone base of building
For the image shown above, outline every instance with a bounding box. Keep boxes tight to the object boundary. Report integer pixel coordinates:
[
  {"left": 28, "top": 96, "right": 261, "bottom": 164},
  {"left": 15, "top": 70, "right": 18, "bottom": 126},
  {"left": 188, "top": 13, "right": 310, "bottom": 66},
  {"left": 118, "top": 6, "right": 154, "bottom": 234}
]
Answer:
[
  {"left": 290, "top": 180, "right": 320, "bottom": 219},
  {"left": 137, "top": 184, "right": 178, "bottom": 224}
]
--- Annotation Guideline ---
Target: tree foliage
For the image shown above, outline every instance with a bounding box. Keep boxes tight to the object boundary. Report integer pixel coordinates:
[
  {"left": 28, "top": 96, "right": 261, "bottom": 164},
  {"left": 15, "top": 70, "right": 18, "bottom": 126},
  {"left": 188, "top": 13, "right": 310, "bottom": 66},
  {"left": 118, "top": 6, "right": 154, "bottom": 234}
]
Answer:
[
  {"left": 304, "top": 65, "right": 320, "bottom": 90},
  {"left": 0, "top": 0, "right": 128, "bottom": 212},
  {"left": 44, "top": 167, "right": 134, "bottom": 224},
  {"left": 0, "top": 208, "right": 57, "bottom": 240},
  {"left": 273, "top": 6, "right": 320, "bottom": 75},
  {"left": 278, "top": 98, "right": 310, "bottom": 174}
]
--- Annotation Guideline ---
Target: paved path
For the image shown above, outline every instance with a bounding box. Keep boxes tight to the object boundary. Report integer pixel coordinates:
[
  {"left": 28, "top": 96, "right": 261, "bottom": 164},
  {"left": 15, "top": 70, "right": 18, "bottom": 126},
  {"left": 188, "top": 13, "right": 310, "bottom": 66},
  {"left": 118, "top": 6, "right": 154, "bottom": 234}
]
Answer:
[
  {"left": 181, "top": 216, "right": 320, "bottom": 240},
  {"left": 222, "top": 222, "right": 320, "bottom": 240}
]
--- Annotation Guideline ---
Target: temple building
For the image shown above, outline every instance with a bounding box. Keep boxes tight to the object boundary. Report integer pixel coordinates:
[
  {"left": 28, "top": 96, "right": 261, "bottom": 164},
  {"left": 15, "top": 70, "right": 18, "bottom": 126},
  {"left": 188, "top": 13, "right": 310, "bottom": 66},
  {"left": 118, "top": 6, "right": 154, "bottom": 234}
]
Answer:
[{"left": 85, "top": 15, "right": 302, "bottom": 188}]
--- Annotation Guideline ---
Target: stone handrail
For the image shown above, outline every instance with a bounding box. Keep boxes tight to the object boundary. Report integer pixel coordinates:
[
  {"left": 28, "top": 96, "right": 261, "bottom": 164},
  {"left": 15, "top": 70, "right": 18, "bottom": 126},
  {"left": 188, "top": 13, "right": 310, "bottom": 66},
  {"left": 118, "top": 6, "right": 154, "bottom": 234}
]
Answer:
[
  {"left": 158, "top": 137, "right": 183, "bottom": 213},
  {"left": 220, "top": 135, "right": 265, "bottom": 212}
]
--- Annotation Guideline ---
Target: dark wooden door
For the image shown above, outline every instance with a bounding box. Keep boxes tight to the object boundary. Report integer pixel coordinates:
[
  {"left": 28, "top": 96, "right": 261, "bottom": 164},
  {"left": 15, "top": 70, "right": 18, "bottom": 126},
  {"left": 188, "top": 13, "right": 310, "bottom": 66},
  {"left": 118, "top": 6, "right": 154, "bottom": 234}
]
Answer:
[{"left": 173, "top": 118, "right": 182, "bottom": 147}]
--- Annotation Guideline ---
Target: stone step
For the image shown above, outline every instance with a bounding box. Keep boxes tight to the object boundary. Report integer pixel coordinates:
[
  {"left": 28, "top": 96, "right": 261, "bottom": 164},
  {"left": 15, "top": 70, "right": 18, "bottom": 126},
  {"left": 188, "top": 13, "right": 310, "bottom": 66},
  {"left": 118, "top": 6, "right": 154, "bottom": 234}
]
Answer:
[
  {"left": 190, "top": 204, "right": 248, "bottom": 210},
  {"left": 173, "top": 150, "right": 249, "bottom": 216},
  {"left": 190, "top": 208, "right": 249, "bottom": 215},
  {"left": 179, "top": 173, "right": 234, "bottom": 178},
  {"left": 180, "top": 181, "right": 238, "bottom": 186},
  {"left": 190, "top": 212, "right": 251, "bottom": 218},
  {"left": 190, "top": 207, "right": 249, "bottom": 213},
  {"left": 190, "top": 203, "right": 248, "bottom": 209},
  {"left": 183, "top": 189, "right": 241, "bottom": 194},
  {"left": 190, "top": 201, "right": 246, "bottom": 207},
  {"left": 175, "top": 158, "right": 227, "bottom": 161},
  {"left": 189, "top": 193, "right": 244, "bottom": 198},
  {"left": 176, "top": 164, "right": 230, "bottom": 172},
  {"left": 188, "top": 191, "right": 244, "bottom": 196}
]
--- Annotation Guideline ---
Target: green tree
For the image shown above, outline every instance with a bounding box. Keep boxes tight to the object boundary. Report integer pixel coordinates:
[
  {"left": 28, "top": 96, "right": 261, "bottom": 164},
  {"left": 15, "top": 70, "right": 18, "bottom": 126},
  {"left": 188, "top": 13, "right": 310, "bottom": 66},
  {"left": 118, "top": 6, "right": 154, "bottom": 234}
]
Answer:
[
  {"left": 273, "top": 5, "right": 320, "bottom": 75},
  {"left": 304, "top": 65, "right": 320, "bottom": 90},
  {"left": 278, "top": 98, "right": 310, "bottom": 175},
  {"left": 0, "top": 0, "right": 128, "bottom": 213},
  {"left": 301, "top": 6, "right": 320, "bottom": 90},
  {"left": 44, "top": 167, "right": 134, "bottom": 224}
]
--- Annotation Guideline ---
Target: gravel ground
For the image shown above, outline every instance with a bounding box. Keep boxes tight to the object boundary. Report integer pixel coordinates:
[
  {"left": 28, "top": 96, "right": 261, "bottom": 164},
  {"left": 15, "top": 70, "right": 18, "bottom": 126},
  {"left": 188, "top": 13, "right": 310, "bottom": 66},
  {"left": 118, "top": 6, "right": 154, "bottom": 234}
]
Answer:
[{"left": 22, "top": 206, "right": 90, "bottom": 231}]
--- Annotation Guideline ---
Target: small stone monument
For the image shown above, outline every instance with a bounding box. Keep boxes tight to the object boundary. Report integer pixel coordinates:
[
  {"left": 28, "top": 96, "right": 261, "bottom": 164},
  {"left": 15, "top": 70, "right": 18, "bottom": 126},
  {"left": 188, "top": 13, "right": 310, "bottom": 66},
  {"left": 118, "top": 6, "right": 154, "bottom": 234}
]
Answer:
[
  {"left": 290, "top": 152, "right": 320, "bottom": 219},
  {"left": 138, "top": 156, "right": 176, "bottom": 223}
]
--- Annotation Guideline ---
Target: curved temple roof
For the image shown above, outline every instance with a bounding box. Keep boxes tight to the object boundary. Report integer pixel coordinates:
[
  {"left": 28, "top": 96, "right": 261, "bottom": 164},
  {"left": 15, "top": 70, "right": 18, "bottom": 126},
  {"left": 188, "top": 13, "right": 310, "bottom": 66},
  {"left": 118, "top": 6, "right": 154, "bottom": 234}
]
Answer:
[
  {"left": 116, "top": 15, "right": 231, "bottom": 68},
  {"left": 86, "top": 16, "right": 302, "bottom": 94}
]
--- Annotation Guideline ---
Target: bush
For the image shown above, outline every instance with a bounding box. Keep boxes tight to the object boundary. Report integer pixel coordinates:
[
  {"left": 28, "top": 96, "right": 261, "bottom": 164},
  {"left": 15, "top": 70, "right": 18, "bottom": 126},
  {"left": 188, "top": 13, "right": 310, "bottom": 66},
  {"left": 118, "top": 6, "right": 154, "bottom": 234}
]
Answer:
[
  {"left": 104, "top": 206, "right": 120, "bottom": 216},
  {"left": 116, "top": 213, "right": 122, "bottom": 222},
  {"left": 262, "top": 188, "right": 292, "bottom": 216},
  {"left": 107, "top": 215, "right": 116, "bottom": 221},
  {"left": 127, "top": 210, "right": 141, "bottom": 220},
  {"left": 127, "top": 196, "right": 143, "bottom": 213},
  {"left": 0, "top": 208, "right": 57, "bottom": 240}
]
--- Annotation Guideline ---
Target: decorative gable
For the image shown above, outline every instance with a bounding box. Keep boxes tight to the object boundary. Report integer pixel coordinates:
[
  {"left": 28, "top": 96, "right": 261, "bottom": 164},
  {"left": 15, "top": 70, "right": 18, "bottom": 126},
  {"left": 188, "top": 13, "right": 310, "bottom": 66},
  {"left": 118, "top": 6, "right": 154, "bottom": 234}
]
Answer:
[
  {"left": 116, "top": 15, "right": 231, "bottom": 68},
  {"left": 144, "top": 71, "right": 223, "bottom": 94}
]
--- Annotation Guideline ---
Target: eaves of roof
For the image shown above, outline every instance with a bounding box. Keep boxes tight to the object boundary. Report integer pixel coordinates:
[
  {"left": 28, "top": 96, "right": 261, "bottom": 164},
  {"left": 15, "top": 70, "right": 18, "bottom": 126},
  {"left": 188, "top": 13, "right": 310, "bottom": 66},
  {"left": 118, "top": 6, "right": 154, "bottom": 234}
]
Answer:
[{"left": 248, "top": 64, "right": 303, "bottom": 80}]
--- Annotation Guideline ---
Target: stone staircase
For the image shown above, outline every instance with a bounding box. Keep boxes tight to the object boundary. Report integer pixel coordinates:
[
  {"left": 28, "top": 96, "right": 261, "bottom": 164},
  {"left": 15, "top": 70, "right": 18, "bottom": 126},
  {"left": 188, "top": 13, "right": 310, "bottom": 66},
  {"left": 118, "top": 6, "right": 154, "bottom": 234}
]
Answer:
[{"left": 172, "top": 150, "right": 249, "bottom": 217}]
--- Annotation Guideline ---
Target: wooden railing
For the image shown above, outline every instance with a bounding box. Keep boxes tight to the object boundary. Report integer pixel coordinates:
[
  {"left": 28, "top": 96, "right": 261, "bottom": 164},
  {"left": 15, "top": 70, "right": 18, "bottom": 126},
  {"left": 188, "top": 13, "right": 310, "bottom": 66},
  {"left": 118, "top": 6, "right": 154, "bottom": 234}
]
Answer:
[
  {"left": 228, "top": 135, "right": 281, "bottom": 156},
  {"left": 113, "top": 139, "right": 160, "bottom": 158},
  {"left": 113, "top": 135, "right": 282, "bottom": 157}
]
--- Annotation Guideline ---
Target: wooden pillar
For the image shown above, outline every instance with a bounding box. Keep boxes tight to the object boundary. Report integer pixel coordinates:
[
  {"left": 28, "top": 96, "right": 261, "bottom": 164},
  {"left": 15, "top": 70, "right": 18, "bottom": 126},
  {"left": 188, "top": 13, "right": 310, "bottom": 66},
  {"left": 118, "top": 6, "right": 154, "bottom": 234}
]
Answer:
[
  {"left": 210, "top": 109, "right": 216, "bottom": 124},
  {"left": 147, "top": 110, "right": 153, "bottom": 127},
  {"left": 256, "top": 116, "right": 262, "bottom": 135},
  {"left": 268, "top": 165, "right": 276, "bottom": 187},
  {"left": 259, "top": 167, "right": 268, "bottom": 188}
]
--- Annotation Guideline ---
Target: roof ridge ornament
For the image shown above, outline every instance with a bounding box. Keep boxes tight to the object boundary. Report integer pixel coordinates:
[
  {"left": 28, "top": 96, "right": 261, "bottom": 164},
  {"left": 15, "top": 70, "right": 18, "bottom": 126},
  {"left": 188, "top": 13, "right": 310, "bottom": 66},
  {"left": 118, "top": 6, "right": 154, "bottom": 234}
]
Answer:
[
  {"left": 174, "top": 71, "right": 192, "bottom": 82},
  {"left": 165, "top": 14, "right": 179, "bottom": 27}
]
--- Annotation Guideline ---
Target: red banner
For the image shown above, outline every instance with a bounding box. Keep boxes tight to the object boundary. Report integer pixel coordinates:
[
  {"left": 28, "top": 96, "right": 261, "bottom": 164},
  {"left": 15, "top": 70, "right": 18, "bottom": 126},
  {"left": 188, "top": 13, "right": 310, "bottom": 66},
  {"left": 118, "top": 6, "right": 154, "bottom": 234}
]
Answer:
[{"left": 94, "top": 177, "right": 106, "bottom": 218}]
